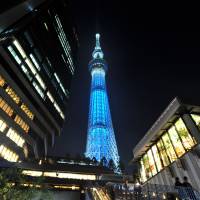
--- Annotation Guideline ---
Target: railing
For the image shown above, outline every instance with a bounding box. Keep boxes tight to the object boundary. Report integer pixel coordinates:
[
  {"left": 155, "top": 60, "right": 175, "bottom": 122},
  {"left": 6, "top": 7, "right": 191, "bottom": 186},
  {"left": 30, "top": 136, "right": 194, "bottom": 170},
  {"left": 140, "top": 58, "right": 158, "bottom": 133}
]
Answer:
[{"left": 109, "top": 183, "right": 200, "bottom": 200}]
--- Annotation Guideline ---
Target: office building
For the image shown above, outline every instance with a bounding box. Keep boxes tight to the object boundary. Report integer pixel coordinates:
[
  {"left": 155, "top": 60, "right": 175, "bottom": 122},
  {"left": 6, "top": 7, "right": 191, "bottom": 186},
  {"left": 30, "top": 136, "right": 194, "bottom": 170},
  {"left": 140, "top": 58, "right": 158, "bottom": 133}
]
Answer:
[{"left": 0, "top": 0, "right": 78, "bottom": 162}]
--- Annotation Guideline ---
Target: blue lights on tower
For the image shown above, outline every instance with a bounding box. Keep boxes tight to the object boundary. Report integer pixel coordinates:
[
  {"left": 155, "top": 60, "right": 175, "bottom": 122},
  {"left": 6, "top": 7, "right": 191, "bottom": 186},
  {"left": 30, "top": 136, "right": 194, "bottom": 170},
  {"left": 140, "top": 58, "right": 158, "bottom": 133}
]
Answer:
[{"left": 85, "top": 34, "right": 120, "bottom": 170}]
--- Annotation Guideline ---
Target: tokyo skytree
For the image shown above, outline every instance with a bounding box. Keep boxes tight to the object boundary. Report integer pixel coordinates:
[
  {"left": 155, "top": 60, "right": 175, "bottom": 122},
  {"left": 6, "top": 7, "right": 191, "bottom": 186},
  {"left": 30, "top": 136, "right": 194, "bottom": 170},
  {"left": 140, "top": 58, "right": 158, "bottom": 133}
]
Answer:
[{"left": 85, "top": 33, "right": 120, "bottom": 170}]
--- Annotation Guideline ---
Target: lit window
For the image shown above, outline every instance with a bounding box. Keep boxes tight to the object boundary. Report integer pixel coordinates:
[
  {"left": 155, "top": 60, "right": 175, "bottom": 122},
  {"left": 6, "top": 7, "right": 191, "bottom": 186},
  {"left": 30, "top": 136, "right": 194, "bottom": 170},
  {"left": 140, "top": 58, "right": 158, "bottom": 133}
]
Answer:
[
  {"left": 5, "top": 86, "right": 20, "bottom": 104},
  {"left": 142, "top": 154, "right": 152, "bottom": 179},
  {"left": 14, "top": 115, "right": 29, "bottom": 133},
  {"left": 168, "top": 126, "right": 185, "bottom": 157},
  {"left": 0, "top": 97, "right": 14, "bottom": 117},
  {"left": 32, "top": 82, "right": 44, "bottom": 98},
  {"left": 157, "top": 140, "right": 170, "bottom": 167},
  {"left": 30, "top": 54, "right": 40, "bottom": 70},
  {"left": 13, "top": 40, "right": 26, "bottom": 58},
  {"left": 54, "top": 73, "right": 67, "bottom": 96},
  {"left": 8, "top": 46, "right": 22, "bottom": 64},
  {"left": 6, "top": 128, "right": 25, "bottom": 147},
  {"left": 21, "top": 65, "right": 32, "bottom": 81},
  {"left": 147, "top": 149, "right": 157, "bottom": 176},
  {"left": 140, "top": 159, "right": 147, "bottom": 183},
  {"left": 175, "top": 118, "right": 196, "bottom": 150},
  {"left": 44, "top": 22, "right": 49, "bottom": 31},
  {"left": 151, "top": 145, "right": 163, "bottom": 172},
  {"left": 20, "top": 103, "right": 34, "bottom": 120},
  {"left": 162, "top": 133, "right": 177, "bottom": 162},
  {"left": 0, "top": 145, "right": 19, "bottom": 162},
  {"left": 35, "top": 74, "right": 46, "bottom": 90},
  {"left": 0, "top": 118, "right": 7, "bottom": 132},
  {"left": 54, "top": 15, "right": 74, "bottom": 74},
  {"left": 191, "top": 114, "right": 200, "bottom": 131},
  {"left": 25, "top": 58, "right": 37, "bottom": 75},
  {"left": 47, "top": 91, "right": 54, "bottom": 103},
  {"left": 0, "top": 75, "right": 5, "bottom": 87}
]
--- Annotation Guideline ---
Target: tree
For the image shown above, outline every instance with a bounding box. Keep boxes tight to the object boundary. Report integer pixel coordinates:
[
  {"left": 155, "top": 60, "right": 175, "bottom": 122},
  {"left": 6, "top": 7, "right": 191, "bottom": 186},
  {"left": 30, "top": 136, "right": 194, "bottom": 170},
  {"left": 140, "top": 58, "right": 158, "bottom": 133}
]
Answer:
[
  {"left": 108, "top": 159, "right": 116, "bottom": 171},
  {"left": 0, "top": 168, "right": 52, "bottom": 200},
  {"left": 99, "top": 157, "right": 107, "bottom": 167},
  {"left": 92, "top": 157, "right": 98, "bottom": 165}
]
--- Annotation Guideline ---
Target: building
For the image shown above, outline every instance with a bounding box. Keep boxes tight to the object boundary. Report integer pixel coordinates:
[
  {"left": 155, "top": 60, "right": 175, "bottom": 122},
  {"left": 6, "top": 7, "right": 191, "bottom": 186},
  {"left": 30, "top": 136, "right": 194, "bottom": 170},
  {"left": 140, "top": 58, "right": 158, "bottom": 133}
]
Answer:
[
  {"left": 132, "top": 97, "right": 200, "bottom": 191},
  {"left": 0, "top": 0, "right": 78, "bottom": 162},
  {"left": 85, "top": 34, "right": 120, "bottom": 169}
]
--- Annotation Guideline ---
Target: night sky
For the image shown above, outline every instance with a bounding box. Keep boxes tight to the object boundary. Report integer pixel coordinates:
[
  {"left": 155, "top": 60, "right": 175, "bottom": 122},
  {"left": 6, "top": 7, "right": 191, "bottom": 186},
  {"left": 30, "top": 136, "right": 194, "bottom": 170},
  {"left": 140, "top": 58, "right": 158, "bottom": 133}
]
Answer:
[{"left": 50, "top": 1, "right": 200, "bottom": 171}]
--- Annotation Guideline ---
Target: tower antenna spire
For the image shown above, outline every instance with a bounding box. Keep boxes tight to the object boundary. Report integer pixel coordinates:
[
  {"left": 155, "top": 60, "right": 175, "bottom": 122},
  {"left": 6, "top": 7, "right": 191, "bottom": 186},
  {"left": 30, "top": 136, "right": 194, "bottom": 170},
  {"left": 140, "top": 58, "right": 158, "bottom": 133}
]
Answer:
[
  {"left": 95, "top": 33, "right": 101, "bottom": 49},
  {"left": 92, "top": 33, "right": 104, "bottom": 59}
]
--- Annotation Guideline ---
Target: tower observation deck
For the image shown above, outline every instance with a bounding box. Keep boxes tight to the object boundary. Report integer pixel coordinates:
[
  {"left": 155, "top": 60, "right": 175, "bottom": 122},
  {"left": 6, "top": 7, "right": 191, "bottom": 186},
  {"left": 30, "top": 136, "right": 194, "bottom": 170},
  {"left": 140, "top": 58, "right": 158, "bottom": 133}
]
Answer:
[{"left": 85, "top": 34, "right": 120, "bottom": 170}]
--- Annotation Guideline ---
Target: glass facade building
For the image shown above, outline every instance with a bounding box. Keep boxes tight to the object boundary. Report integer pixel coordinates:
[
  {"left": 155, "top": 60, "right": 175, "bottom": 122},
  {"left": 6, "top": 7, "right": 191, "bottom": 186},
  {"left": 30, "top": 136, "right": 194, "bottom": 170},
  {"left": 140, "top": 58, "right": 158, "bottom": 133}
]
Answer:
[
  {"left": 0, "top": 0, "right": 78, "bottom": 162},
  {"left": 85, "top": 34, "right": 120, "bottom": 169},
  {"left": 139, "top": 117, "right": 197, "bottom": 182},
  {"left": 133, "top": 98, "right": 200, "bottom": 187}
]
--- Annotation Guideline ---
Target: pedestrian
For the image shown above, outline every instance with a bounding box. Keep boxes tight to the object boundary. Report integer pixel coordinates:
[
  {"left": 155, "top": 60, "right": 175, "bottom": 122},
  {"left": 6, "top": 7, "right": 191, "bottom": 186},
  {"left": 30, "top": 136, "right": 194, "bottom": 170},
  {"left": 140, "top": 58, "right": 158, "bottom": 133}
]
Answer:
[
  {"left": 182, "top": 176, "right": 197, "bottom": 200},
  {"left": 182, "top": 176, "right": 192, "bottom": 187},
  {"left": 174, "top": 177, "right": 182, "bottom": 187}
]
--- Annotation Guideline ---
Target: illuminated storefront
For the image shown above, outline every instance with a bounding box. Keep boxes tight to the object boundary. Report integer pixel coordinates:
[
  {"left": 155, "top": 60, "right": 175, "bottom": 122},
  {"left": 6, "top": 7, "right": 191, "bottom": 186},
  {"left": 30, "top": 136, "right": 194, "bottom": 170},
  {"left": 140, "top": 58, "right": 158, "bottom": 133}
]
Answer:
[
  {"left": 133, "top": 98, "right": 200, "bottom": 189},
  {"left": 139, "top": 117, "right": 197, "bottom": 183}
]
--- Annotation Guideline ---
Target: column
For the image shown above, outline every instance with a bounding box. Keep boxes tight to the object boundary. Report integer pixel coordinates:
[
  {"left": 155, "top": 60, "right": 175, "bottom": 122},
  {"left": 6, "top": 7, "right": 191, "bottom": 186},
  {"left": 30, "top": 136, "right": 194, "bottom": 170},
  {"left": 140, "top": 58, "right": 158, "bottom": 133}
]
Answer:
[{"left": 182, "top": 114, "right": 200, "bottom": 144}]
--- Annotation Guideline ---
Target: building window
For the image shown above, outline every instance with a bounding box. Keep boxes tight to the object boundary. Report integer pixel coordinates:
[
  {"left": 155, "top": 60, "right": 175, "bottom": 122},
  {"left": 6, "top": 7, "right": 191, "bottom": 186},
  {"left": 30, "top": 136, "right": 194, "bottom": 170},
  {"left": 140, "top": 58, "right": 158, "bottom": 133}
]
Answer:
[
  {"left": 157, "top": 139, "right": 170, "bottom": 167},
  {"left": 151, "top": 145, "right": 163, "bottom": 172},
  {"left": 0, "top": 75, "right": 5, "bottom": 87},
  {"left": 6, "top": 128, "right": 25, "bottom": 148},
  {"left": 0, "top": 118, "right": 7, "bottom": 132},
  {"left": 0, "top": 97, "right": 14, "bottom": 117},
  {"left": 32, "top": 82, "right": 44, "bottom": 99},
  {"left": 20, "top": 103, "right": 34, "bottom": 120},
  {"left": 191, "top": 114, "right": 200, "bottom": 131},
  {"left": 168, "top": 126, "right": 185, "bottom": 157},
  {"left": 5, "top": 86, "right": 20, "bottom": 104},
  {"left": 0, "top": 145, "right": 19, "bottom": 162},
  {"left": 140, "top": 159, "right": 147, "bottom": 182},
  {"left": 142, "top": 154, "right": 152, "bottom": 179},
  {"left": 175, "top": 118, "right": 196, "bottom": 150},
  {"left": 147, "top": 149, "right": 157, "bottom": 176},
  {"left": 14, "top": 115, "right": 29, "bottom": 133},
  {"left": 162, "top": 133, "right": 177, "bottom": 162}
]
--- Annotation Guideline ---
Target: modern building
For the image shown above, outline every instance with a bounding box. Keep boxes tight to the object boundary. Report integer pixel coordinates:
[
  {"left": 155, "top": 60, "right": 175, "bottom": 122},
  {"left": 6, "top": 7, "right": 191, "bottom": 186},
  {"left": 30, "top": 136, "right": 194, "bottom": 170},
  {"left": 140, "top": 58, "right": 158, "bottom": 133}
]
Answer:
[
  {"left": 132, "top": 97, "right": 200, "bottom": 191},
  {"left": 85, "top": 34, "right": 120, "bottom": 170},
  {"left": 0, "top": 0, "right": 78, "bottom": 162}
]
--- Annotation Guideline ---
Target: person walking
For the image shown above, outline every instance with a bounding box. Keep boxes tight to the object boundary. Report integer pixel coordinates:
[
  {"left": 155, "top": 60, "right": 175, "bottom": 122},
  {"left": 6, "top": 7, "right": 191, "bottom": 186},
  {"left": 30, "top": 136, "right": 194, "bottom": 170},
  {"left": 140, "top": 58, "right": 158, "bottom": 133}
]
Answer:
[{"left": 182, "top": 176, "right": 197, "bottom": 200}]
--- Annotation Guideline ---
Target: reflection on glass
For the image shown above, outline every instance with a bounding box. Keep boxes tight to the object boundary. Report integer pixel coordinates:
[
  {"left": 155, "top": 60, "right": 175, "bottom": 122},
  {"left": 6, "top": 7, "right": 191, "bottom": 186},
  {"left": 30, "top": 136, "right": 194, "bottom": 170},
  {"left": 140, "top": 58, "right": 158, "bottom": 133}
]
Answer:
[
  {"left": 168, "top": 126, "right": 185, "bottom": 157},
  {"left": 157, "top": 140, "right": 170, "bottom": 167},
  {"left": 140, "top": 159, "right": 147, "bottom": 182},
  {"left": 142, "top": 154, "right": 152, "bottom": 179},
  {"left": 162, "top": 133, "right": 177, "bottom": 162},
  {"left": 175, "top": 118, "right": 196, "bottom": 150},
  {"left": 151, "top": 145, "right": 162, "bottom": 172},
  {"left": 191, "top": 114, "right": 200, "bottom": 130},
  {"left": 147, "top": 149, "right": 157, "bottom": 175}
]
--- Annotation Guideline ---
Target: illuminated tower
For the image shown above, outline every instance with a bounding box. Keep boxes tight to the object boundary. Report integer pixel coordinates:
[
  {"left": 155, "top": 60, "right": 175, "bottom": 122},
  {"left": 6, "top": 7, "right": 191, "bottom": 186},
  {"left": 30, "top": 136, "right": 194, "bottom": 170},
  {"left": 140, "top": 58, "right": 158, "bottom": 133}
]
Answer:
[{"left": 85, "top": 33, "right": 120, "bottom": 169}]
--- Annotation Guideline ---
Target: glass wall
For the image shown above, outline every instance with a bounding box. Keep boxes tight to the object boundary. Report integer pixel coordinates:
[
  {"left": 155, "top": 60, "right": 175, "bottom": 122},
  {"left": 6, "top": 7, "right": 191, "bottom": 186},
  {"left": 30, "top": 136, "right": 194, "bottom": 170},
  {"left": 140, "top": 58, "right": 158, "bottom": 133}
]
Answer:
[
  {"left": 151, "top": 145, "right": 163, "bottom": 172},
  {"left": 139, "top": 116, "right": 197, "bottom": 183},
  {"left": 175, "top": 118, "right": 196, "bottom": 150}
]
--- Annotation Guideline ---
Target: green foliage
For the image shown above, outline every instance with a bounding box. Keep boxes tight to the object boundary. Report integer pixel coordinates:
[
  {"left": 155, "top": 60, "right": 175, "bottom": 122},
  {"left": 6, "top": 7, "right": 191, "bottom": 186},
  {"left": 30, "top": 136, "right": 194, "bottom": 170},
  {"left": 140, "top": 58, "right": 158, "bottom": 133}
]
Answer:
[
  {"left": 0, "top": 168, "right": 52, "bottom": 200},
  {"left": 108, "top": 159, "right": 116, "bottom": 171}
]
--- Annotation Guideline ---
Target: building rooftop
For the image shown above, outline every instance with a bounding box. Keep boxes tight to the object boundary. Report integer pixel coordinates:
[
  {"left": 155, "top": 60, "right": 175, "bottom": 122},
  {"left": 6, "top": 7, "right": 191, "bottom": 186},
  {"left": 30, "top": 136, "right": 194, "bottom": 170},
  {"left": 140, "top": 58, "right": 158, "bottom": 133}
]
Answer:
[{"left": 132, "top": 97, "right": 200, "bottom": 160}]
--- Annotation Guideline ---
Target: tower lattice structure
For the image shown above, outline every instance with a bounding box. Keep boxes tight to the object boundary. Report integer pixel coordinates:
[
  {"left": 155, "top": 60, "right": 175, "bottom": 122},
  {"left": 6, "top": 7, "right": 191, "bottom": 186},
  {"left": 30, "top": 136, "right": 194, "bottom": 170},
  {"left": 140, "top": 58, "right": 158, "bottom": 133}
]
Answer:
[{"left": 85, "top": 33, "right": 120, "bottom": 169}]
